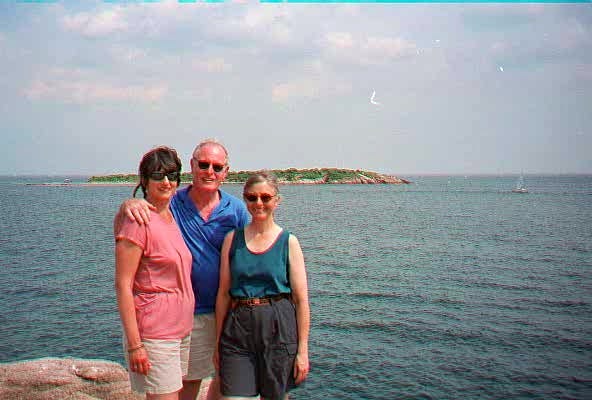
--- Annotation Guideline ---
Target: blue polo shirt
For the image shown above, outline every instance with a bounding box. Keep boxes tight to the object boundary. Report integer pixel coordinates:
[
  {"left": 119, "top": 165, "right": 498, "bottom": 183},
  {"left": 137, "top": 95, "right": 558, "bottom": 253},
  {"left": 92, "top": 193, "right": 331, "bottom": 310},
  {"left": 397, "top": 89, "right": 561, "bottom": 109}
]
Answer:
[{"left": 170, "top": 186, "right": 249, "bottom": 314}]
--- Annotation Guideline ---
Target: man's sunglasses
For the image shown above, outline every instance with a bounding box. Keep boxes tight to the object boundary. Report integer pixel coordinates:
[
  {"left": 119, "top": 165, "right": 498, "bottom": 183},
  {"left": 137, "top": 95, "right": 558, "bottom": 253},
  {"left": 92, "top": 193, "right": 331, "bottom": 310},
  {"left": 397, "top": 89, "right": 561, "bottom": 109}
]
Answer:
[
  {"left": 196, "top": 160, "right": 226, "bottom": 173},
  {"left": 244, "top": 193, "right": 276, "bottom": 203},
  {"left": 150, "top": 171, "right": 180, "bottom": 181}
]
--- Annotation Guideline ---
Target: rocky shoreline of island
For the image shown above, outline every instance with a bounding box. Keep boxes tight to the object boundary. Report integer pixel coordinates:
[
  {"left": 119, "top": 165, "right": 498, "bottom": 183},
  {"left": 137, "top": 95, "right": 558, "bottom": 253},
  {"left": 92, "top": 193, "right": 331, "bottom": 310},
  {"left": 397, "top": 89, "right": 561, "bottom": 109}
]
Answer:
[{"left": 87, "top": 168, "right": 411, "bottom": 185}]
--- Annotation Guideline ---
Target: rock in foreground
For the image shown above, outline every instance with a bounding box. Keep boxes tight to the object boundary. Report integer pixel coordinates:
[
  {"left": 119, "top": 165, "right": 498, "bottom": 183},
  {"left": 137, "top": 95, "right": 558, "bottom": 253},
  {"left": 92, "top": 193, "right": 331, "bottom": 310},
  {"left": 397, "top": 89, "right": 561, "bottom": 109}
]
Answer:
[
  {"left": 0, "top": 358, "right": 141, "bottom": 400},
  {"left": 0, "top": 358, "right": 215, "bottom": 400}
]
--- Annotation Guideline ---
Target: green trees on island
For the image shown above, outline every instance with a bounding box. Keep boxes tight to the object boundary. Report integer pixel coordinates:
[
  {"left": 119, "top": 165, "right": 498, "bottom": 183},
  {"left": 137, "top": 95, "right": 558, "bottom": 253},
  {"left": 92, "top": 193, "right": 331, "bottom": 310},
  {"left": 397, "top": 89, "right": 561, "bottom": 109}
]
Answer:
[
  {"left": 226, "top": 168, "right": 346, "bottom": 183},
  {"left": 88, "top": 168, "right": 408, "bottom": 184}
]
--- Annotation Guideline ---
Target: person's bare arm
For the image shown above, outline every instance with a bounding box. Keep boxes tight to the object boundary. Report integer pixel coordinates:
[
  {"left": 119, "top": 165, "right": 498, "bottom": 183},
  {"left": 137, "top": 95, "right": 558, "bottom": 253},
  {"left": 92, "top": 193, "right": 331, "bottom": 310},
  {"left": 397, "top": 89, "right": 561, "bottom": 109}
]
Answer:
[
  {"left": 288, "top": 234, "right": 310, "bottom": 385},
  {"left": 213, "top": 231, "right": 235, "bottom": 372},
  {"left": 115, "top": 239, "right": 151, "bottom": 375}
]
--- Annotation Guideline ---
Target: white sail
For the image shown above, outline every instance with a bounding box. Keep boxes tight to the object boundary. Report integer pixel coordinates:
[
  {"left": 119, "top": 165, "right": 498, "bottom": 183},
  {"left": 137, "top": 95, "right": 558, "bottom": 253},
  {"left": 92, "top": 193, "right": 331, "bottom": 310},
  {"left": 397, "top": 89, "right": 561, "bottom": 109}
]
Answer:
[{"left": 512, "top": 174, "right": 528, "bottom": 193}]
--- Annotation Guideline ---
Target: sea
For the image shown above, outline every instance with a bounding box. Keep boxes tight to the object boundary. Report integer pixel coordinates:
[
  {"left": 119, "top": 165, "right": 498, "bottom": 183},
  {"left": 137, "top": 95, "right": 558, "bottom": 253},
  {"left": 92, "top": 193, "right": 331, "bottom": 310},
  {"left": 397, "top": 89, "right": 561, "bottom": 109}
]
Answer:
[{"left": 0, "top": 175, "right": 591, "bottom": 400}]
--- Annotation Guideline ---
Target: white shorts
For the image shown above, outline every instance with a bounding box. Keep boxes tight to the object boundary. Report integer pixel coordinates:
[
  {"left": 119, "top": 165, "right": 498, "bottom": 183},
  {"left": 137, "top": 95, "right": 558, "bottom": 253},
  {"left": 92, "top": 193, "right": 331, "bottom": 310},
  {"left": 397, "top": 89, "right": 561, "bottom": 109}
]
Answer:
[
  {"left": 184, "top": 313, "right": 217, "bottom": 381},
  {"left": 124, "top": 335, "right": 191, "bottom": 395}
]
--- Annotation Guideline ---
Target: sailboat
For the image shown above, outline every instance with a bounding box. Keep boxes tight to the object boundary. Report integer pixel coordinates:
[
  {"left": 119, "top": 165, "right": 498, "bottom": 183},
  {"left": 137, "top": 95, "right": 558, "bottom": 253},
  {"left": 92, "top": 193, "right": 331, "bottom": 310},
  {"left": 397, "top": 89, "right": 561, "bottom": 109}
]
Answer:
[{"left": 511, "top": 174, "right": 528, "bottom": 193}]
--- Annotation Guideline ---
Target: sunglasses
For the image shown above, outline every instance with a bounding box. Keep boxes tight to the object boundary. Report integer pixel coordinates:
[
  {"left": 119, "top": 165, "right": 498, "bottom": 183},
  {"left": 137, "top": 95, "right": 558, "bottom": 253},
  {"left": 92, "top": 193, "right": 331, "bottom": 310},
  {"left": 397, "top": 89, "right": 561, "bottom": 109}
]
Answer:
[
  {"left": 244, "top": 193, "right": 276, "bottom": 203},
  {"left": 150, "top": 171, "right": 180, "bottom": 181},
  {"left": 195, "top": 160, "right": 226, "bottom": 173}
]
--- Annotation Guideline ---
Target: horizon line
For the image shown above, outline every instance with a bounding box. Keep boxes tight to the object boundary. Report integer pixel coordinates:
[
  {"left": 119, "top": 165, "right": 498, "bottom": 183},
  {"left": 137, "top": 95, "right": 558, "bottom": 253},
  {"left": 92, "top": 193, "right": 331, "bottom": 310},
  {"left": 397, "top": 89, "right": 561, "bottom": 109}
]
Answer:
[{"left": 3, "top": 171, "right": 592, "bottom": 178}]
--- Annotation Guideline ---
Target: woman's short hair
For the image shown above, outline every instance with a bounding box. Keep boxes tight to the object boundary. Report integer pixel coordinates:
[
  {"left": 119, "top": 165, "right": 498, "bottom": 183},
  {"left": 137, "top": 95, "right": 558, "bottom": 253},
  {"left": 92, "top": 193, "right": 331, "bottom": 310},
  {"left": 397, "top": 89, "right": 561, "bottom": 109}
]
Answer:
[
  {"left": 243, "top": 171, "right": 280, "bottom": 195},
  {"left": 133, "top": 146, "right": 182, "bottom": 198}
]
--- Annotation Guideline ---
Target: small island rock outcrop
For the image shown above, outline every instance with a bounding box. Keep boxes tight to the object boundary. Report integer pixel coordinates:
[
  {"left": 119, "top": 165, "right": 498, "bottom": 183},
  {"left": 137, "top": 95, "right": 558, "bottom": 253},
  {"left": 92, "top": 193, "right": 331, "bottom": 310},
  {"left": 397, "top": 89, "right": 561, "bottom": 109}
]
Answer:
[{"left": 89, "top": 168, "right": 411, "bottom": 185}]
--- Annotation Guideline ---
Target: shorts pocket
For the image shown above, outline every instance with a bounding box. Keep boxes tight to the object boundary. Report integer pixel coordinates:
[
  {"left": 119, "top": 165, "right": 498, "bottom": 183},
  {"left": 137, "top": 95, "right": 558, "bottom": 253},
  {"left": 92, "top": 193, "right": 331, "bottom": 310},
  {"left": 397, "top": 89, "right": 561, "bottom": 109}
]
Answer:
[
  {"left": 270, "top": 342, "right": 297, "bottom": 354},
  {"left": 285, "top": 343, "right": 298, "bottom": 356},
  {"left": 274, "top": 301, "right": 298, "bottom": 344}
]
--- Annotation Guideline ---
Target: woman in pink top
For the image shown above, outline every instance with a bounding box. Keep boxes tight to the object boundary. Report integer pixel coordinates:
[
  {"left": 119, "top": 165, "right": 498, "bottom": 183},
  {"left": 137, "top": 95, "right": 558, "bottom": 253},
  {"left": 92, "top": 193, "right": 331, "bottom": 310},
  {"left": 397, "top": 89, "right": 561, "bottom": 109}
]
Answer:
[{"left": 115, "top": 146, "right": 194, "bottom": 399}]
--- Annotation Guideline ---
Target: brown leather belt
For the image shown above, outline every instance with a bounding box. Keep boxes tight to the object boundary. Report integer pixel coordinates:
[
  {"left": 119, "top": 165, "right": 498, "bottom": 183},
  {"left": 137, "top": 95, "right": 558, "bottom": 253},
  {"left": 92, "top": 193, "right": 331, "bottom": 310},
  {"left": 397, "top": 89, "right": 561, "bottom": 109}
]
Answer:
[{"left": 231, "top": 293, "right": 291, "bottom": 309}]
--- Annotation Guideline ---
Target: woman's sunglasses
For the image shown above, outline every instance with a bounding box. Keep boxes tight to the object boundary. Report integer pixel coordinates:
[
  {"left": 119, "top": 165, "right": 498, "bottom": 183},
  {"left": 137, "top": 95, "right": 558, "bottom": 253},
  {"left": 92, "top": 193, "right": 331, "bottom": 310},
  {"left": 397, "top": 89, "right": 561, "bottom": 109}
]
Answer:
[
  {"left": 196, "top": 160, "right": 226, "bottom": 173},
  {"left": 244, "top": 193, "right": 276, "bottom": 203},
  {"left": 150, "top": 171, "right": 180, "bottom": 181}
]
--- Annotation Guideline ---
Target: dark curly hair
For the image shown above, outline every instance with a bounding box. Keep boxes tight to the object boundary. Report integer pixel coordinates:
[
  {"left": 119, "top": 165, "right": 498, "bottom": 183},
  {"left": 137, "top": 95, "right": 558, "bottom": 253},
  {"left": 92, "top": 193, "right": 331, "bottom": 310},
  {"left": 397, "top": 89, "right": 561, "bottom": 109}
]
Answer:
[{"left": 133, "top": 146, "right": 182, "bottom": 198}]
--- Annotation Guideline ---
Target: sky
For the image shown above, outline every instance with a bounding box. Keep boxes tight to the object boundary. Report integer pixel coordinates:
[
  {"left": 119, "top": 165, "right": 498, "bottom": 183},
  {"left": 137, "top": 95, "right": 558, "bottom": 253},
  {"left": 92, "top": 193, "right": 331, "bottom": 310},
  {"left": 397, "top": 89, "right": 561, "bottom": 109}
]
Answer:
[{"left": 0, "top": 1, "right": 591, "bottom": 176}]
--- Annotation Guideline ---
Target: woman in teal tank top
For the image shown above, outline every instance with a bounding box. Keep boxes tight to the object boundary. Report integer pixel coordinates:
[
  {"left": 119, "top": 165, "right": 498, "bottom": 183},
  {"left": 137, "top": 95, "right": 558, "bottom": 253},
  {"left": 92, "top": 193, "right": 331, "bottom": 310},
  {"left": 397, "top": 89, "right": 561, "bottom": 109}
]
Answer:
[{"left": 214, "top": 172, "right": 311, "bottom": 400}]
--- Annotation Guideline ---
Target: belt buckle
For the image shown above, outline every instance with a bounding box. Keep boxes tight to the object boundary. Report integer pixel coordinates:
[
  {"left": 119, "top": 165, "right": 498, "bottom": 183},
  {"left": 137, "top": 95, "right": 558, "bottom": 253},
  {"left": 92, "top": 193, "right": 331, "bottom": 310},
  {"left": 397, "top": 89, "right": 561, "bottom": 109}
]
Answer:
[
  {"left": 249, "top": 298, "right": 262, "bottom": 306},
  {"left": 242, "top": 298, "right": 256, "bottom": 307}
]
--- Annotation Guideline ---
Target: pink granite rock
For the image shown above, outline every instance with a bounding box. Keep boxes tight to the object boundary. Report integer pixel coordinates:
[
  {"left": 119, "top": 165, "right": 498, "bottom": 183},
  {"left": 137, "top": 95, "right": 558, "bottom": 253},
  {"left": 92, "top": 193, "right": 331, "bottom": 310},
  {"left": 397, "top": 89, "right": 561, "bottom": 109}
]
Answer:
[
  {"left": 0, "top": 358, "right": 142, "bottom": 400},
  {"left": 0, "top": 357, "right": 219, "bottom": 400}
]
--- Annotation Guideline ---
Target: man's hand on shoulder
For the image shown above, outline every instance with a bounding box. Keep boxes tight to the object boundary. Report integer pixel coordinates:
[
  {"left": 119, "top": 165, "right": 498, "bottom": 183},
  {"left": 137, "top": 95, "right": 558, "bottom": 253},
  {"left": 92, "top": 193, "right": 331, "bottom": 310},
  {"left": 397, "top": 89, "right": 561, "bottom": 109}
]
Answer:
[{"left": 119, "top": 198, "right": 156, "bottom": 226}]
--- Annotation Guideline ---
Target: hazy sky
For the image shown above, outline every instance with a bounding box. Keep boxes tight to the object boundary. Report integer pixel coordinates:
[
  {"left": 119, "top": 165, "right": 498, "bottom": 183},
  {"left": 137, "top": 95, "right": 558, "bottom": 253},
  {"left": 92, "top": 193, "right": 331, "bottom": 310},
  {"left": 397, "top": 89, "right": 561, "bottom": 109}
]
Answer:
[{"left": 1, "top": 1, "right": 591, "bottom": 176}]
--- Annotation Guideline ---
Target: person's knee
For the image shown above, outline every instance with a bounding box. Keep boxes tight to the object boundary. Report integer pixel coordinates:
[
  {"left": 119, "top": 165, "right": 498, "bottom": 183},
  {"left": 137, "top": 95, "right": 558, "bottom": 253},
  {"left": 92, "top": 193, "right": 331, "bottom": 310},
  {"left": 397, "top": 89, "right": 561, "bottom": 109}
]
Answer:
[
  {"left": 180, "top": 380, "right": 202, "bottom": 400},
  {"left": 146, "top": 392, "right": 181, "bottom": 400}
]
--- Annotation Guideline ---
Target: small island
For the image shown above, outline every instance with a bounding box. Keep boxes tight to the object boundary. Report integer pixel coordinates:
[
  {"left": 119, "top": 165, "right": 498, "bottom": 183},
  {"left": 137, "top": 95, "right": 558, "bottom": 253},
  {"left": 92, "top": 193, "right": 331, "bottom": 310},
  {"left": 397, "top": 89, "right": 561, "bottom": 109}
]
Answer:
[{"left": 88, "top": 168, "right": 410, "bottom": 185}]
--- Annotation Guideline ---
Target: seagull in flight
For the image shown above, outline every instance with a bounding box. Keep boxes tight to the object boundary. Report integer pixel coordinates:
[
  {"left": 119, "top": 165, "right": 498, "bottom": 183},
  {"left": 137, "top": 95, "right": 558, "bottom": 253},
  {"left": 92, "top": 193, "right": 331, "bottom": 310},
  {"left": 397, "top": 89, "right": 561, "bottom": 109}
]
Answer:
[{"left": 370, "top": 90, "right": 381, "bottom": 106}]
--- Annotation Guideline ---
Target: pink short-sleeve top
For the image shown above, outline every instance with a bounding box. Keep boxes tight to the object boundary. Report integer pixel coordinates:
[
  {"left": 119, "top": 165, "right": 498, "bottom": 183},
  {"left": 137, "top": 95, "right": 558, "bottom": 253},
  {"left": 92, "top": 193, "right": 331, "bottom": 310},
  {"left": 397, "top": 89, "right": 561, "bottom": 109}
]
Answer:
[{"left": 116, "top": 211, "right": 194, "bottom": 340}]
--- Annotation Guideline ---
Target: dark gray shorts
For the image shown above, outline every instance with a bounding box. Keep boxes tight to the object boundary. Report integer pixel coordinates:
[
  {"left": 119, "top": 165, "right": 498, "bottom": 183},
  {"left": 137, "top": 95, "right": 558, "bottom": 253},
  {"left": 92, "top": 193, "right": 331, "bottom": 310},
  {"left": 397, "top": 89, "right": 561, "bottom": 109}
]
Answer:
[{"left": 219, "top": 297, "right": 299, "bottom": 400}]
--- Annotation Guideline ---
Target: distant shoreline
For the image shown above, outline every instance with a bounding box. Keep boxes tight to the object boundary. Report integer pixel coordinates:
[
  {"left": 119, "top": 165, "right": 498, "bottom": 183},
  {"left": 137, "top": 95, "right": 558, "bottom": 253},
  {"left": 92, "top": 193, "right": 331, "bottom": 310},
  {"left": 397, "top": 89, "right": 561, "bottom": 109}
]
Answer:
[
  {"left": 86, "top": 168, "right": 411, "bottom": 185},
  {"left": 25, "top": 182, "right": 137, "bottom": 187}
]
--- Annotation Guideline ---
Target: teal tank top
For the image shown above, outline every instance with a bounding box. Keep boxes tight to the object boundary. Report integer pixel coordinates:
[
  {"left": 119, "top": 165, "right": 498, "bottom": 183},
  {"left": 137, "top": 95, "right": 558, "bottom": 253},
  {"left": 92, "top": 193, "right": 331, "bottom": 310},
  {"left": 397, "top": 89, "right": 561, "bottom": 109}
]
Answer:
[{"left": 228, "top": 228, "right": 292, "bottom": 299}]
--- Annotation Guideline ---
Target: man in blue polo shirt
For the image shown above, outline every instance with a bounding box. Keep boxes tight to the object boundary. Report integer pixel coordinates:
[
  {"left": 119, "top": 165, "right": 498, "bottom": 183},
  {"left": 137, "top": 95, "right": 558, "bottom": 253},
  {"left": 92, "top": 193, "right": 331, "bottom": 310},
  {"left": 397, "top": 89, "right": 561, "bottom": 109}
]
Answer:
[{"left": 117, "top": 139, "right": 249, "bottom": 400}]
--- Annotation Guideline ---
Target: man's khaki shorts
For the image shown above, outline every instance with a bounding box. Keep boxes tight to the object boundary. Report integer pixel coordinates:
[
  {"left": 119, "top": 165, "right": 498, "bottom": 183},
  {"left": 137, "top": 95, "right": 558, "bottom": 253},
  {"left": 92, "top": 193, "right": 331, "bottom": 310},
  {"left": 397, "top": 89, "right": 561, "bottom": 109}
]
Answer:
[{"left": 184, "top": 313, "right": 217, "bottom": 381}]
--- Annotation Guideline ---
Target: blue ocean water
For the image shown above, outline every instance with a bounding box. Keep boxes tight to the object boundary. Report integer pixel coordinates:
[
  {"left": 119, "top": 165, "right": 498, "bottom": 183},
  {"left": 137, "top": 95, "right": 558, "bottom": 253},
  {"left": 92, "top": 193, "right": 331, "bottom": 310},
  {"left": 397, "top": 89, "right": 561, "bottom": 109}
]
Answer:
[{"left": 0, "top": 175, "right": 591, "bottom": 399}]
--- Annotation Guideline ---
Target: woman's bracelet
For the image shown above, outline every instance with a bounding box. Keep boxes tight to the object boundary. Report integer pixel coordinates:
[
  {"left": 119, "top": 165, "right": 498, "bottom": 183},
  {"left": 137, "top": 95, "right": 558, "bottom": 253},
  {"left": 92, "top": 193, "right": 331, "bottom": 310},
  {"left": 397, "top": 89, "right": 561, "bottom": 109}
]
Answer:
[{"left": 127, "top": 343, "right": 145, "bottom": 353}]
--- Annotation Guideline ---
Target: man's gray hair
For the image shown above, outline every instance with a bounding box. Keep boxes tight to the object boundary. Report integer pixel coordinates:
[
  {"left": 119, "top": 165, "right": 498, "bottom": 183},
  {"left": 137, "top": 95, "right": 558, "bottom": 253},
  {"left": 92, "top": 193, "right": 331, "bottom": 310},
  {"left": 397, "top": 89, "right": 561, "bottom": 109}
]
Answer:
[{"left": 193, "top": 138, "right": 229, "bottom": 164}]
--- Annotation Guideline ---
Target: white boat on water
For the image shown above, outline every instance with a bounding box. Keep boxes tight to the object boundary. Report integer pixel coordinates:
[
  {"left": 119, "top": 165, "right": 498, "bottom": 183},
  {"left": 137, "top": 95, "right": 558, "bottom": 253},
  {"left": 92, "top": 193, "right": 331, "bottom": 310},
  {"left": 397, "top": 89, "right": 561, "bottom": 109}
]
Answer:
[{"left": 512, "top": 174, "right": 528, "bottom": 193}]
